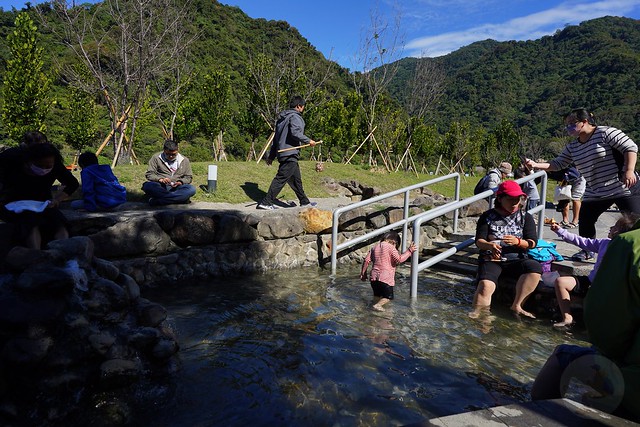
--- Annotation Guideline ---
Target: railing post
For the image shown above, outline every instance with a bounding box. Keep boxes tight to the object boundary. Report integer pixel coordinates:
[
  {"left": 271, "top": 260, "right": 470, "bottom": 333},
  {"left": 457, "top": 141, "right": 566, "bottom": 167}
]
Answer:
[
  {"left": 402, "top": 190, "right": 410, "bottom": 252},
  {"left": 537, "top": 172, "right": 548, "bottom": 239},
  {"left": 410, "top": 220, "right": 420, "bottom": 299},
  {"left": 331, "top": 210, "right": 339, "bottom": 275},
  {"left": 453, "top": 175, "right": 461, "bottom": 234}
]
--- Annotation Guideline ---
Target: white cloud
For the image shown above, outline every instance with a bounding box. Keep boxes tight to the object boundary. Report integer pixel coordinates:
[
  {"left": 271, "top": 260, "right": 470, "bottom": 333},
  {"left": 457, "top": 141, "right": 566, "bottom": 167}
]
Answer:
[{"left": 406, "top": 0, "right": 640, "bottom": 57}]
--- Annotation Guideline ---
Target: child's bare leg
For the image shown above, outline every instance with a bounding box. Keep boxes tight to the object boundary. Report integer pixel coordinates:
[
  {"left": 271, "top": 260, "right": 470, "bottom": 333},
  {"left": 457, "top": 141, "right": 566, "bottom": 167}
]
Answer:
[
  {"left": 554, "top": 277, "right": 576, "bottom": 326},
  {"left": 373, "top": 298, "right": 390, "bottom": 311}
]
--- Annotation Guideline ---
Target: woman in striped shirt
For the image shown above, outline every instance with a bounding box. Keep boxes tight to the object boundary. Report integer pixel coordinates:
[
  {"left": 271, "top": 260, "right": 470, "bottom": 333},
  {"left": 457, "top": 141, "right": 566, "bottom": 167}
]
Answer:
[{"left": 527, "top": 108, "right": 640, "bottom": 241}]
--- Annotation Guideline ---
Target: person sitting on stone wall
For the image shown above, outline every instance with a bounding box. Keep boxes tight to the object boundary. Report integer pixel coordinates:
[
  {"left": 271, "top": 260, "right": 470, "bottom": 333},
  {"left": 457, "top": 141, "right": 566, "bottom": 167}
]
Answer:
[
  {"left": 471, "top": 180, "right": 542, "bottom": 319},
  {"left": 142, "top": 139, "right": 196, "bottom": 206},
  {"left": 0, "top": 141, "right": 79, "bottom": 249}
]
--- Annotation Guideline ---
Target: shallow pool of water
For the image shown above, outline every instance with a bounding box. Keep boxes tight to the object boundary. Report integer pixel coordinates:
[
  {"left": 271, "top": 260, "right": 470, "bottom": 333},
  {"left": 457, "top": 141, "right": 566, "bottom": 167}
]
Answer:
[{"left": 136, "top": 265, "right": 589, "bottom": 426}]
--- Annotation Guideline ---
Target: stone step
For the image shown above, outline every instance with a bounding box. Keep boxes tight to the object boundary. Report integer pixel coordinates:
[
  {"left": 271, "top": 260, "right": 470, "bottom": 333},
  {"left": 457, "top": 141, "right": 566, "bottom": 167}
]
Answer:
[{"left": 437, "top": 234, "right": 595, "bottom": 277}]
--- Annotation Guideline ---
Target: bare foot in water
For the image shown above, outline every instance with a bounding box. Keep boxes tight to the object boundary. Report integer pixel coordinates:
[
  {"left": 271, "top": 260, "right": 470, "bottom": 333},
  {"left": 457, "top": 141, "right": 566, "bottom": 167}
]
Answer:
[
  {"left": 372, "top": 304, "right": 385, "bottom": 312},
  {"left": 511, "top": 307, "right": 536, "bottom": 319}
]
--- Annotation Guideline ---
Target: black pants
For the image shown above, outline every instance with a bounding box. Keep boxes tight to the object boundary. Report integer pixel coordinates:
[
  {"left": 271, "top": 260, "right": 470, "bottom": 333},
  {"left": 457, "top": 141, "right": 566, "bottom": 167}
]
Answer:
[
  {"left": 580, "top": 195, "right": 640, "bottom": 238},
  {"left": 263, "top": 158, "right": 310, "bottom": 205}
]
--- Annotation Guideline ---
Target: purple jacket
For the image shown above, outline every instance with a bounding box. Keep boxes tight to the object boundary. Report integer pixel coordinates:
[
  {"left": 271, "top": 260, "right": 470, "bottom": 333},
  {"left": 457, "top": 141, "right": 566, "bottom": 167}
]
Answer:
[{"left": 553, "top": 227, "right": 610, "bottom": 282}]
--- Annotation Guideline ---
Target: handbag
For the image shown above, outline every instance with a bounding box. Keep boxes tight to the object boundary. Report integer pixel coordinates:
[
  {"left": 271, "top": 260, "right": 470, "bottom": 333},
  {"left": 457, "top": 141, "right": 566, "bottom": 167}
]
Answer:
[{"left": 553, "top": 184, "right": 572, "bottom": 202}]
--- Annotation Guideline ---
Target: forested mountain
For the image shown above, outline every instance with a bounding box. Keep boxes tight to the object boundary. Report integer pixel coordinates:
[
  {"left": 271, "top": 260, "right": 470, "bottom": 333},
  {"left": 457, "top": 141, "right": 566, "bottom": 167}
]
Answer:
[
  {"left": 0, "top": 2, "right": 638, "bottom": 171},
  {"left": 389, "top": 16, "right": 640, "bottom": 142}
]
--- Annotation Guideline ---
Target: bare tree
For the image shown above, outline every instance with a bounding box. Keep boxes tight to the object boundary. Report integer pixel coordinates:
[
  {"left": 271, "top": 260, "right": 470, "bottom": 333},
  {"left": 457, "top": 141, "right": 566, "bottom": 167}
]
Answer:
[
  {"left": 351, "top": 4, "right": 404, "bottom": 167},
  {"left": 397, "top": 54, "right": 445, "bottom": 171},
  {"left": 40, "top": 0, "right": 196, "bottom": 165},
  {"left": 246, "top": 43, "right": 336, "bottom": 126}
]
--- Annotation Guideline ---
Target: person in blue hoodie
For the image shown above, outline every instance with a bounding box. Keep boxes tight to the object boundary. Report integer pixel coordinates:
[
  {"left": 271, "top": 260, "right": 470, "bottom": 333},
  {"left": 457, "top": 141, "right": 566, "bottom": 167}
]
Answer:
[
  {"left": 257, "top": 96, "right": 319, "bottom": 210},
  {"left": 71, "top": 152, "right": 126, "bottom": 211}
]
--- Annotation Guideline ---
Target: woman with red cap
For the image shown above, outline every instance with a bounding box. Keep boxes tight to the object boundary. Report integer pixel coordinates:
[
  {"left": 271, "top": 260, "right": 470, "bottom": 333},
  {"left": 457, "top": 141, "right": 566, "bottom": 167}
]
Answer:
[{"left": 471, "top": 180, "right": 542, "bottom": 319}]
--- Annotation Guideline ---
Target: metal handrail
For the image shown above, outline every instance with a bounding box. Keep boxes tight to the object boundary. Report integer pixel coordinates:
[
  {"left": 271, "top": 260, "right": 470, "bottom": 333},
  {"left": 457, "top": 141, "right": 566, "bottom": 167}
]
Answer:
[
  {"left": 409, "top": 170, "right": 548, "bottom": 298},
  {"left": 330, "top": 173, "right": 461, "bottom": 275}
]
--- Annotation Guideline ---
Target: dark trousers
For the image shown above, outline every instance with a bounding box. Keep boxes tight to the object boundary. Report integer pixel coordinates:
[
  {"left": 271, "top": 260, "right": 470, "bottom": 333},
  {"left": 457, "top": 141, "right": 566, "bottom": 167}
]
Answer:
[
  {"left": 579, "top": 195, "right": 640, "bottom": 238},
  {"left": 263, "top": 158, "right": 310, "bottom": 205}
]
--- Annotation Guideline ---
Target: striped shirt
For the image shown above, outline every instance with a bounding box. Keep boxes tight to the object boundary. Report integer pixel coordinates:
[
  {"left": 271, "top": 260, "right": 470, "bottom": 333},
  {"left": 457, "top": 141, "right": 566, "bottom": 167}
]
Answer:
[
  {"left": 550, "top": 126, "right": 637, "bottom": 201},
  {"left": 361, "top": 241, "right": 413, "bottom": 287}
]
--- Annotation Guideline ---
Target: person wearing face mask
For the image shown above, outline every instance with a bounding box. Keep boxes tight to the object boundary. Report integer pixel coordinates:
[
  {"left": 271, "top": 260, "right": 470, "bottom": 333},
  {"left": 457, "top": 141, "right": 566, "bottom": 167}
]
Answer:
[
  {"left": 526, "top": 108, "right": 640, "bottom": 261},
  {"left": 0, "top": 142, "right": 79, "bottom": 249},
  {"left": 471, "top": 180, "right": 542, "bottom": 319}
]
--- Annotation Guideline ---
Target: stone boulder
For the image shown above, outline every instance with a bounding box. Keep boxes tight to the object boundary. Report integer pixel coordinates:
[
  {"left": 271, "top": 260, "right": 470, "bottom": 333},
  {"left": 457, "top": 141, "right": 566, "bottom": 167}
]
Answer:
[
  {"left": 165, "top": 212, "right": 217, "bottom": 247},
  {"left": 214, "top": 214, "right": 258, "bottom": 243},
  {"left": 90, "top": 217, "right": 174, "bottom": 258},
  {"left": 338, "top": 207, "right": 367, "bottom": 231},
  {"left": 298, "top": 208, "right": 332, "bottom": 234},
  {"left": 256, "top": 212, "right": 305, "bottom": 239}
]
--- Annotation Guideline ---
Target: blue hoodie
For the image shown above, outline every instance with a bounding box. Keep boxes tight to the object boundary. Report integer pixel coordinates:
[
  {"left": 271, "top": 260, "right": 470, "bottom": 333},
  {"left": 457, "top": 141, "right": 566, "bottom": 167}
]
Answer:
[{"left": 80, "top": 164, "right": 127, "bottom": 211}]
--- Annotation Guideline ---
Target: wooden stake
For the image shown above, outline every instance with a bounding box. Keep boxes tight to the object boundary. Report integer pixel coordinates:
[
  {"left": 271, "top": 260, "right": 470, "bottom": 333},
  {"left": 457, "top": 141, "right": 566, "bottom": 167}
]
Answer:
[
  {"left": 256, "top": 132, "right": 275, "bottom": 163},
  {"left": 346, "top": 126, "right": 377, "bottom": 165}
]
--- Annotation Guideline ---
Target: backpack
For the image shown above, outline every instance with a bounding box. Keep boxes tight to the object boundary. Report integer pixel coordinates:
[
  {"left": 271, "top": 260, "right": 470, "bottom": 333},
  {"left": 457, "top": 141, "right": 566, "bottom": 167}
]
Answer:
[{"left": 474, "top": 170, "right": 500, "bottom": 195}]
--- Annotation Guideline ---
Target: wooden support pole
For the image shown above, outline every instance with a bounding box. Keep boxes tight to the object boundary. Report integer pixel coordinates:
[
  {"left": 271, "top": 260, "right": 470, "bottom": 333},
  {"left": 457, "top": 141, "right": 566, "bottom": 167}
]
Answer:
[
  {"left": 95, "top": 105, "right": 132, "bottom": 157},
  {"left": 346, "top": 126, "right": 377, "bottom": 165},
  {"left": 256, "top": 132, "right": 275, "bottom": 163},
  {"left": 371, "top": 134, "right": 391, "bottom": 172}
]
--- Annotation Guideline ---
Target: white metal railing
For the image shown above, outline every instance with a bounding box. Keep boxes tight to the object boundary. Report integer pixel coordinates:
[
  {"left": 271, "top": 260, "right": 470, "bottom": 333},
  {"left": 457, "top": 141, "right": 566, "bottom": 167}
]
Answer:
[
  {"left": 330, "top": 173, "right": 461, "bottom": 275},
  {"left": 409, "top": 170, "right": 548, "bottom": 298}
]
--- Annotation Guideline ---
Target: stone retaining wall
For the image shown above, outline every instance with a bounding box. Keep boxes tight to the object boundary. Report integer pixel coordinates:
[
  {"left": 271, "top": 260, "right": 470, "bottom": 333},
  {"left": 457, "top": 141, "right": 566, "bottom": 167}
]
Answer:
[
  {"left": 3, "top": 194, "right": 482, "bottom": 287},
  {"left": 77, "top": 203, "right": 482, "bottom": 286}
]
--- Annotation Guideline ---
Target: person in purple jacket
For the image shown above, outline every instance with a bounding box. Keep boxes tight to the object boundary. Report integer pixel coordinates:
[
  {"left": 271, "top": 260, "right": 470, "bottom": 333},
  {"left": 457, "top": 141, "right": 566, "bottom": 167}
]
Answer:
[
  {"left": 550, "top": 212, "right": 639, "bottom": 327},
  {"left": 71, "top": 152, "right": 126, "bottom": 211}
]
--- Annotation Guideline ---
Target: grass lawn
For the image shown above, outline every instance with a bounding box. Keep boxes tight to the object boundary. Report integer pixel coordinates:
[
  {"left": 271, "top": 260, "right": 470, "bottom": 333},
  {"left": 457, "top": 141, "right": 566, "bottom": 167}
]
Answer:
[{"left": 99, "top": 161, "right": 482, "bottom": 204}]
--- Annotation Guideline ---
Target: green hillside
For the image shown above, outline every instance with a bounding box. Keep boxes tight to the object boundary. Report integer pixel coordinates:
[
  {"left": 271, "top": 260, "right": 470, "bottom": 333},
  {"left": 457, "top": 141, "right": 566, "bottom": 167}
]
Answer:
[
  {"left": 389, "top": 16, "right": 640, "bottom": 141},
  {"left": 0, "top": 3, "right": 638, "bottom": 172}
]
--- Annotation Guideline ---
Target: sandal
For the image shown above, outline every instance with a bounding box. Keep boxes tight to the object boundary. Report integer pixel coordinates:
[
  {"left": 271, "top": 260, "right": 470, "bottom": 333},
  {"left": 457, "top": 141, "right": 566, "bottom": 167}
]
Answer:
[
  {"left": 560, "top": 220, "right": 570, "bottom": 227},
  {"left": 565, "top": 222, "right": 578, "bottom": 229},
  {"left": 571, "top": 250, "right": 594, "bottom": 261}
]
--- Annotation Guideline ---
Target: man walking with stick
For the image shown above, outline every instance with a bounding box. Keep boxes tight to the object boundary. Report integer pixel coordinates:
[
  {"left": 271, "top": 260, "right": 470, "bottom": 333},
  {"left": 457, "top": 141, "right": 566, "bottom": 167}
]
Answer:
[{"left": 257, "top": 95, "right": 319, "bottom": 210}]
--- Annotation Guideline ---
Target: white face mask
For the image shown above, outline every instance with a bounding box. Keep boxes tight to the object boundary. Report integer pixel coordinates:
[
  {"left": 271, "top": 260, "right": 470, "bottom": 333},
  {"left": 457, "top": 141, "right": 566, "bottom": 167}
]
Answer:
[{"left": 30, "top": 164, "right": 53, "bottom": 176}]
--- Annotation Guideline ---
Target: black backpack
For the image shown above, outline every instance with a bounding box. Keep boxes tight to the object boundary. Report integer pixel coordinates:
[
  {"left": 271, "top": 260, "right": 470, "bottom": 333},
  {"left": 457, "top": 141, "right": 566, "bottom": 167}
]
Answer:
[{"left": 474, "top": 170, "right": 500, "bottom": 195}]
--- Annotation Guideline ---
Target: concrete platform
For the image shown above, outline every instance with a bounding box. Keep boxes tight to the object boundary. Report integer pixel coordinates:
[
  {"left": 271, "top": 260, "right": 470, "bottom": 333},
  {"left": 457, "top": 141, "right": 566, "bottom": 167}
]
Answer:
[{"left": 410, "top": 398, "right": 638, "bottom": 426}]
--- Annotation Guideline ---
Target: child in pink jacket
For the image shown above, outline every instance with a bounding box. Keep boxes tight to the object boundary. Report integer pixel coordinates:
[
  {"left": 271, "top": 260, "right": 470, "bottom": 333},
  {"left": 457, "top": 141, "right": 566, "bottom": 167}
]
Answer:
[
  {"left": 360, "top": 231, "right": 416, "bottom": 311},
  {"left": 550, "top": 212, "right": 639, "bottom": 327}
]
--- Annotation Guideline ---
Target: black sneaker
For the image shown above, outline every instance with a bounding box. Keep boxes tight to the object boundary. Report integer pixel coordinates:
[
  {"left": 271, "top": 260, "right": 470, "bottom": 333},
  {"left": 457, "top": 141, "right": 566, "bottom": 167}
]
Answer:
[{"left": 256, "top": 202, "right": 277, "bottom": 210}]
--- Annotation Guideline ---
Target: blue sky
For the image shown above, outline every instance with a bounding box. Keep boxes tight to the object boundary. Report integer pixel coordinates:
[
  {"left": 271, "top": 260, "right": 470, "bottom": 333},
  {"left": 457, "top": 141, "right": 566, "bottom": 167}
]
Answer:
[
  {"left": 221, "top": 0, "right": 640, "bottom": 68},
  {"left": 3, "top": 0, "right": 640, "bottom": 69}
]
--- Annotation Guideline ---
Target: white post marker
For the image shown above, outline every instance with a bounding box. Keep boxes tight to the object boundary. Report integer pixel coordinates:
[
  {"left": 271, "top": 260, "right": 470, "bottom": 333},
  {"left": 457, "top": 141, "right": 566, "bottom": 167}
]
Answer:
[{"left": 208, "top": 165, "right": 218, "bottom": 193}]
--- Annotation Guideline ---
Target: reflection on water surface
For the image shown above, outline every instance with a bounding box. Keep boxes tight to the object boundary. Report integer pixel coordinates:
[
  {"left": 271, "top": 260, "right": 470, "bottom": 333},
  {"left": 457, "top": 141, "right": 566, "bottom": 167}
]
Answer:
[{"left": 137, "top": 265, "right": 588, "bottom": 426}]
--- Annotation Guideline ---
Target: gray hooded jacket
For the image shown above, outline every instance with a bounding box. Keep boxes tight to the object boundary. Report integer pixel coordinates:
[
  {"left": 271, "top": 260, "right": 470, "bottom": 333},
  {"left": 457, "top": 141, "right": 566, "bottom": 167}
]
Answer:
[{"left": 268, "top": 109, "right": 311, "bottom": 162}]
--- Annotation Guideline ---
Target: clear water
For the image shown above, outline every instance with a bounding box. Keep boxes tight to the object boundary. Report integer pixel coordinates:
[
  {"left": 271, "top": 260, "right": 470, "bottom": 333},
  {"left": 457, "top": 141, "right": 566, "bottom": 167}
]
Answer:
[{"left": 136, "top": 265, "right": 589, "bottom": 426}]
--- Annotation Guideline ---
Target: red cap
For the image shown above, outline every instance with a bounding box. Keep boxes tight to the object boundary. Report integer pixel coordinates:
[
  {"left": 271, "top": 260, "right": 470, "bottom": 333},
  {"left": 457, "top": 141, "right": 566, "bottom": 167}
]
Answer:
[{"left": 496, "top": 180, "right": 525, "bottom": 197}]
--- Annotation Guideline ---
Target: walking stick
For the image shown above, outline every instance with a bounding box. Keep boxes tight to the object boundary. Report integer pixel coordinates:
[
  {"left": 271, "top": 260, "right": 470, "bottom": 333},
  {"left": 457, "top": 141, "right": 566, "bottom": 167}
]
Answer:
[{"left": 278, "top": 141, "right": 323, "bottom": 153}]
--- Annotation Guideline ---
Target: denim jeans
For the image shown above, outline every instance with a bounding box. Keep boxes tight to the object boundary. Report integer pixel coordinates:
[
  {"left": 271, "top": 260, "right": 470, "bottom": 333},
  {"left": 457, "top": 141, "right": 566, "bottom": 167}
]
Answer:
[{"left": 142, "top": 181, "right": 196, "bottom": 205}]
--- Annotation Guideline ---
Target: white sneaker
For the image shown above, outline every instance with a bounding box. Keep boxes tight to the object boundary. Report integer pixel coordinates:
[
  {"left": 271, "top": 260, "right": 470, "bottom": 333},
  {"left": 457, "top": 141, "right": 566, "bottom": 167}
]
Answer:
[{"left": 256, "top": 202, "right": 277, "bottom": 210}]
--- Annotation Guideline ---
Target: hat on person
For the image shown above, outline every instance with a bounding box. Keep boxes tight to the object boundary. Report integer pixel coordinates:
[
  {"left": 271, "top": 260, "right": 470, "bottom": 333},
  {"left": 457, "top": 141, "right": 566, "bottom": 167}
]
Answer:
[
  {"left": 496, "top": 180, "right": 526, "bottom": 197},
  {"left": 498, "top": 161, "right": 513, "bottom": 176}
]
